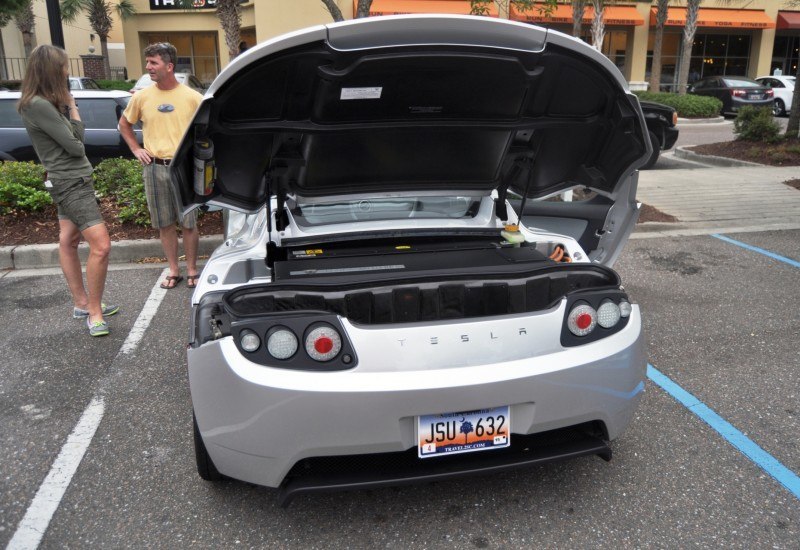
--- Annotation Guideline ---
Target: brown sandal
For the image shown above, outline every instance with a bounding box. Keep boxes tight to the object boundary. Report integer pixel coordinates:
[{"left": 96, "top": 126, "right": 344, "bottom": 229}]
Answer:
[
  {"left": 187, "top": 274, "right": 200, "bottom": 289},
  {"left": 160, "top": 275, "right": 183, "bottom": 289}
]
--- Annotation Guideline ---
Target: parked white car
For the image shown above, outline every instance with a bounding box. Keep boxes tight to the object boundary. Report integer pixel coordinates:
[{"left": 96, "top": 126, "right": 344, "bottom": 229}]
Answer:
[
  {"left": 756, "top": 75, "right": 796, "bottom": 116},
  {"left": 171, "top": 14, "right": 650, "bottom": 506},
  {"left": 130, "top": 72, "right": 206, "bottom": 94}
]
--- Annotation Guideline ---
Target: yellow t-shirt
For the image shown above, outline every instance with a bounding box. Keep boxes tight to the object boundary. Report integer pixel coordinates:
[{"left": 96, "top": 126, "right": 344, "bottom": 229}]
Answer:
[{"left": 123, "top": 83, "right": 203, "bottom": 159}]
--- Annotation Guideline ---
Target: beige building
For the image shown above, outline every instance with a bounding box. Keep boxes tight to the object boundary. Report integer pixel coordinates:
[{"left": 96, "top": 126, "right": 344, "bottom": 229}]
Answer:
[
  {"left": 3, "top": 0, "right": 799, "bottom": 89},
  {"left": 0, "top": 0, "right": 127, "bottom": 80}
]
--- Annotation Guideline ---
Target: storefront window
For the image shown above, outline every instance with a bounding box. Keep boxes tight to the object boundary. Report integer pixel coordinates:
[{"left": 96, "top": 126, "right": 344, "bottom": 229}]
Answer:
[
  {"left": 646, "top": 32, "right": 681, "bottom": 91},
  {"left": 772, "top": 35, "right": 800, "bottom": 76},
  {"left": 145, "top": 32, "right": 219, "bottom": 85},
  {"left": 648, "top": 32, "right": 751, "bottom": 91}
]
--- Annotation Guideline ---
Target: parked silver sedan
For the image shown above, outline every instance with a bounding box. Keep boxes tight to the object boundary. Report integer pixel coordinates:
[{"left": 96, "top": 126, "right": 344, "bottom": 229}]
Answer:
[{"left": 171, "top": 14, "right": 650, "bottom": 506}]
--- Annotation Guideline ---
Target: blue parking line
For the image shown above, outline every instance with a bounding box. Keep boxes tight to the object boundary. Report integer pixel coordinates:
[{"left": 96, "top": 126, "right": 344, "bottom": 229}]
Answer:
[
  {"left": 647, "top": 364, "right": 800, "bottom": 501},
  {"left": 712, "top": 234, "right": 800, "bottom": 269}
]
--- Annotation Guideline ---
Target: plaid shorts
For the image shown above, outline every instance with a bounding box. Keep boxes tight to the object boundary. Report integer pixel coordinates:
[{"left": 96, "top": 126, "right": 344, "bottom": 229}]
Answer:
[
  {"left": 143, "top": 162, "right": 197, "bottom": 229},
  {"left": 49, "top": 175, "right": 103, "bottom": 231}
]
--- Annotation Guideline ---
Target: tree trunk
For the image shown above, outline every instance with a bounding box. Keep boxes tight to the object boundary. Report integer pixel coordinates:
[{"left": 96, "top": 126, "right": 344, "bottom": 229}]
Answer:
[
  {"left": 321, "top": 0, "right": 344, "bottom": 21},
  {"left": 648, "top": 0, "right": 668, "bottom": 93},
  {"left": 217, "top": 0, "right": 242, "bottom": 60},
  {"left": 15, "top": 0, "right": 36, "bottom": 58},
  {"left": 675, "top": 0, "right": 699, "bottom": 95},
  {"left": 590, "top": 0, "right": 604, "bottom": 52},
  {"left": 0, "top": 33, "right": 7, "bottom": 80},
  {"left": 571, "top": 0, "right": 584, "bottom": 38},
  {"left": 355, "top": 0, "right": 373, "bottom": 18},
  {"left": 100, "top": 36, "right": 111, "bottom": 79},
  {"left": 786, "top": 63, "right": 800, "bottom": 139}
]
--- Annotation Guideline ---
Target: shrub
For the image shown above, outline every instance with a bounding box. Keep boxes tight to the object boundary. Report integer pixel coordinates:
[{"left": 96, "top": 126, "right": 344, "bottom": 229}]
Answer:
[
  {"left": 94, "top": 158, "right": 150, "bottom": 225},
  {"left": 733, "top": 106, "right": 782, "bottom": 143},
  {"left": 95, "top": 79, "right": 134, "bottom": 92},
  {"left": 0, "top": 161, "right": 50, "bottom": 214},
  {"left": 634, "top": 91, "right": 722, "bottom": 119},
  {"left": 0, "top": 80, "right": 22, "bottom": 91},
  {"left": 94, "top": 157, "right": 142, "bottom": 197}
]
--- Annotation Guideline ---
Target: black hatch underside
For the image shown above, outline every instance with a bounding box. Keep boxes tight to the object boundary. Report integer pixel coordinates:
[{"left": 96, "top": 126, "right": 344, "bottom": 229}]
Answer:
[{"left": 173, "top": 31, "right": 648, "bottom": 213}]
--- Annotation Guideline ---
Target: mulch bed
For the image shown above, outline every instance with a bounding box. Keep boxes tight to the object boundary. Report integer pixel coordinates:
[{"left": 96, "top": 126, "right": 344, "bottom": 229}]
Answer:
[
  {"left": 0, "top": 198, "right": 223, "bottom": 246},
  {"left": 689, "top": 137, "right": 800, "bottom": 166},
  {"left": 785, "top": 179, "right": 800, "bottom": 191}
]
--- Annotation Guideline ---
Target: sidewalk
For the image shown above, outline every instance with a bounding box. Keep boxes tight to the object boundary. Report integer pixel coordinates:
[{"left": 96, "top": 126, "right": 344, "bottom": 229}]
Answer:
[
  {"left": 635, "top": 162, "right": 800, "bottom": 237},
  {"left": 2, "top": 162, "right": 799, "bottom": 270}
]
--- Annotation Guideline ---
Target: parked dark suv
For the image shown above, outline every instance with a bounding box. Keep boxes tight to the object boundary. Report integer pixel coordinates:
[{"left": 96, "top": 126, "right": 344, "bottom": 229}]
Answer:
[
  {"left": 640, "top": 100, "right": 679, "bottom": 169},
  {"left": 0, "top": 89, "right": 142, "bottom": 165}
]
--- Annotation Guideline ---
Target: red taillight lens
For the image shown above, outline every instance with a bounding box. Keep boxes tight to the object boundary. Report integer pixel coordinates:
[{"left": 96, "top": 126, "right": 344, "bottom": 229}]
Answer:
[
  {"left": 731, "top": 89, "right": 747, "bottom": 97},
  {"left": 567, "top": 304, "right": 597, "bottom": 336},
  {"left": 305, "top": 325, "right": 342, "bottom": 361},
  {"left": 766, "top": 89, "right": 774, "bottom": 97}
]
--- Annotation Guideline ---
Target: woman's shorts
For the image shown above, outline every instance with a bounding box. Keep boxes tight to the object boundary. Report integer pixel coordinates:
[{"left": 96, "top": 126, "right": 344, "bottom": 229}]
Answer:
[{"left": 49, "top": 175, "right": 103, "bottom": 231}]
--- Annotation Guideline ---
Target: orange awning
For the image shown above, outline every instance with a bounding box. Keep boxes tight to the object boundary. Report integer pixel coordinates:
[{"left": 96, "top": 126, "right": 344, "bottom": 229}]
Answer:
[
  {"left": 651, "top": 8, "right": 775, "bottom": 29},
  {"left": 510, "top": 4, "right": 644, "bottom": 26},
  {"left": 777, "top": 11, "right": 800, "bottom": 30},
  {"left": 363, "top": 0, "right": 498, "bottom": 17}
]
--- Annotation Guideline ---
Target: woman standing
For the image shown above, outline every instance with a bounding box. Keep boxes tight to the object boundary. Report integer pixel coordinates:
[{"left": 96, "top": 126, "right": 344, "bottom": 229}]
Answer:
[{"left": 18, "top": 45, "right": 118, "bottom": 336}]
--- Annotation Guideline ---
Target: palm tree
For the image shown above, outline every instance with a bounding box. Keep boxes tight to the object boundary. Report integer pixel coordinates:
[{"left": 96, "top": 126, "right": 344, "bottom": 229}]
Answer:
[
  {"left": 648, "top": 0, "right": 669, "bottom": 93},
  {"left": 213, "top": 0, "right": 243, "bottom": 61},
  {"left": 60, "top": 0, "right": 136, "bottom": 79},
  {"left": 0, "top": 0, "right": 28, "bottom": 79},
  {"left": 14, "top": 0, "right": 36, "bottom": 59},
  {"left": 674, "top": 0, "right": 699, "bottom": 95}
]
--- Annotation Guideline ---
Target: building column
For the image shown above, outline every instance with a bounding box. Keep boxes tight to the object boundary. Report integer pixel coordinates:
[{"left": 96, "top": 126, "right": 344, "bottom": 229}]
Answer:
[
  {"left": 751, "top": 27, "right": 776, "bottom": 78},
  {"left": 627, "top": 3, "right": 652, "bottom": 88}
]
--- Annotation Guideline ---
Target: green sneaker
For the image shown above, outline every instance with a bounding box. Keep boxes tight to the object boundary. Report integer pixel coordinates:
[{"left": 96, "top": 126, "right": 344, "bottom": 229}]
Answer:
[
  {"left": 73, "top": 303, "right": 120, "bottom": 319},
  {"left": 86, "top": 318, "right": 110, "bottom": 337}
]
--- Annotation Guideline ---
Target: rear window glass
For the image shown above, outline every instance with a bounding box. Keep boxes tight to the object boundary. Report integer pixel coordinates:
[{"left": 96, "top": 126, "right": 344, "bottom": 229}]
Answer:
[
  {"left": 722, "top": 78, "right": 760, "bottom": 88},
  {"left": 77, "top": 98, "right": 121, "bottom": 129},
  {"left": 0, "top": 99, "right": 25, "bottom": 128}
]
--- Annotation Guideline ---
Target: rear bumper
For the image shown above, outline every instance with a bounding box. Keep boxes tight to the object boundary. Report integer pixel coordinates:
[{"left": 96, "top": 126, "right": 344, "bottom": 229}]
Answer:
[
  {"left": 730, "top": 97, "right": 774, "bottom": 112},
  {"left": 189, "top": 307, "right": 646, "bottom": 490}
]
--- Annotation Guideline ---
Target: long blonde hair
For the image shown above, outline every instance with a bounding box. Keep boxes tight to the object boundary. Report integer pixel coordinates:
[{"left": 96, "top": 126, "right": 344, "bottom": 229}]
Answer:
[{"left": 17, "top": 45, "right": 72, "bottom": 113}]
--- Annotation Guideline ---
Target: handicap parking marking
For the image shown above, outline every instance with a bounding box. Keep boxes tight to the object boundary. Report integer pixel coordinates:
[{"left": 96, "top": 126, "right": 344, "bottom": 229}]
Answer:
[
  {"left": 7, "top": 268, "right": 170, "bottom": 550},
  {"left": 712, "top": 233, "right": 800, "bottom": 269},
  {"left": 647, "top": 364, "right": 800, "bottom": 502}
]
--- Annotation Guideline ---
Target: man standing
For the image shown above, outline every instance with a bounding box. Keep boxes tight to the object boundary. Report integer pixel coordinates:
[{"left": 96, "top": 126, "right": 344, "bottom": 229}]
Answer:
[{"left": 119, "top": 42, "right": 203, "bottom": 289}]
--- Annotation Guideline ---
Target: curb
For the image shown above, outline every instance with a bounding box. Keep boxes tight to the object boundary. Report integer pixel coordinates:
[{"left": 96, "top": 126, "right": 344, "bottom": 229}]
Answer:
[
  {"left": 1, "top": 235, "right": 224, "bottom": 271},
  {"left": 673, "top": 146, "right": 764, "bottom": 168},
  {"left": 677, "top": 116, "right": 727, "bottom": 125}
]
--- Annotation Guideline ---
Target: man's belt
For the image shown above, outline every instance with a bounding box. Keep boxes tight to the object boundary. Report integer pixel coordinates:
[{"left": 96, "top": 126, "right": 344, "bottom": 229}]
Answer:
[{"left": 152, "top": 157, "right": 171, "bottom": 166}]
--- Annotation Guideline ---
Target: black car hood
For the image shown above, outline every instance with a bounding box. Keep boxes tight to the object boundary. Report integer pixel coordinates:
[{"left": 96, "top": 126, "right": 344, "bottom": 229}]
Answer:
[{"left": 172, "top": 15, "right": 650, "bottom": 214}]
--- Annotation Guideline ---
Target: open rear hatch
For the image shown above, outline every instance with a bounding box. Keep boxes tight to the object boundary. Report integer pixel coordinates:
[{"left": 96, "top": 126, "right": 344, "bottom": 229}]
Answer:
[{"left": 170, "top": 15, "right": 650, "bottom": 266}]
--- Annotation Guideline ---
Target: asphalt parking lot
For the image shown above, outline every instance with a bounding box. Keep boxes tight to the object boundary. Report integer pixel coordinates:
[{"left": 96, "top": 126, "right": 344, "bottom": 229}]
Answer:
[{"left": 1, "top": 226, "right": 798, "bottom": 548}]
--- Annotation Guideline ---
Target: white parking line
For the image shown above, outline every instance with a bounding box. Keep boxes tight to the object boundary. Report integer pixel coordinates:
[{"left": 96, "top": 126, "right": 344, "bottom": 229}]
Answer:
[
  {"left": 6, "top": 397, "right": 105, "bottom": 550},
  {"left": 6, "top": 268, "right": 169, "bottom": 550}
]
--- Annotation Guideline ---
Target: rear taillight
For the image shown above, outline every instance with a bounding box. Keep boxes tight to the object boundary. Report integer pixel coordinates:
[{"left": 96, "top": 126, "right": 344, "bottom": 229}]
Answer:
[
  {"left": 566, "top": 297, "right": 630, "bottom": 340},
  {"left": 766, "top": 89, "right": 774, "bottom": 97},
  {"left": 731, "top": 89, "right": 747, "bottom": 97},
  {"left": 266, "top": 327, "right": 298, "bottom": 360},
  {"left": 567, "top": 303, "right": 597, "bottom": 336},
  {"left": 305, "top": 325, "right": 342, "bottom": 362}
]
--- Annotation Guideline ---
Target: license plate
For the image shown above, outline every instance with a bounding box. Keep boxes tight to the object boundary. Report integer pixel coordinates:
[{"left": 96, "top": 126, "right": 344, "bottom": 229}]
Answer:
[
  {"left": 418, "top": 406, "right": 510, "bottom": 458},
  {"left": 750, "top": 94, "right": 763, "bottom": 100}
]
